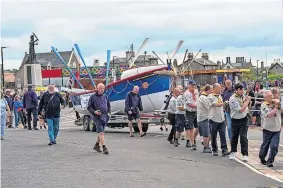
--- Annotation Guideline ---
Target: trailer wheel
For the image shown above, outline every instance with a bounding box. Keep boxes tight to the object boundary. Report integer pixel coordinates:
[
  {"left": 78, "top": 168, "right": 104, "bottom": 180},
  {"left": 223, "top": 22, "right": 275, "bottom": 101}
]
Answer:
[
  {"left": 142, "top": 124, "right": 149, "bottom": 133},
  {"left": 89, "top": 120, "right": 97, "bottom": 132},
  {"left": 83, "top": 115, "right": 90, "bottom": 131}
]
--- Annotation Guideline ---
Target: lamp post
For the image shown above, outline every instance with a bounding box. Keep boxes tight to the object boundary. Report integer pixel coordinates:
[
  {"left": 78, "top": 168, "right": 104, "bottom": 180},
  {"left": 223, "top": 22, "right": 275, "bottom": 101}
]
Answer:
[
  {"left": 1, "top": 46, "right": 8, "bottom": 93},
  {"left": 256, "top": 60, "right": 259, "bottom": 81}
]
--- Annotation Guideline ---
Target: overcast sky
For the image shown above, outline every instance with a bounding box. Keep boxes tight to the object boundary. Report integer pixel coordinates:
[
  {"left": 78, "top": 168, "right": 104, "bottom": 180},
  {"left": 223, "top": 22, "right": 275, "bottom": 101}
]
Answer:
[{"left": 1, "top": 0, "right": 283, "bottom": 69}]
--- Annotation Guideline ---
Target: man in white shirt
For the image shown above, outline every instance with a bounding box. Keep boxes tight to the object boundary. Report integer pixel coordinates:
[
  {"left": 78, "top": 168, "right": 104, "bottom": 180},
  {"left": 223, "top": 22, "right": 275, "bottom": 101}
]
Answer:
[
  {"left": 208, "top": 83, "right": 229, "bottom": 156},
  {"left": 259, "top": 90, "right": 281, "bottom": 168},
  {"left": 197, "top": 84, "right": 213, "bottom": 153},
  {"left": 183, "top": 80, "right": 199, "bottom": 150},
  {"left": 167, "top": 88, "right": 180, "bottom": 144},
  {"left": 174, "top": 88, "right": 186, "bottom": 147},
  {"left": 229, "top": 83, "right": 251, "bottom": 162}
]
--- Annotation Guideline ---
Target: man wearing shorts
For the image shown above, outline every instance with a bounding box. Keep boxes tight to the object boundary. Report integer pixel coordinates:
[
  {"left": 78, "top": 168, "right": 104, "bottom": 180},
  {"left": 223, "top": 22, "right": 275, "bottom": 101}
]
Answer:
[
  {"left": 197, "top": 84, "right": 213, "bottom": 153},
  {"left": 125, "top": 86, "right": 145, "bottom": 137},
  {"left": 183, "top": 80, "right": 198, "bottom": 150},
  {"left": 87, "top": 83, "right": 111, "bottom": 154},
  {"left": 174, "top": 88, "right": 186, "bottom": 147}
]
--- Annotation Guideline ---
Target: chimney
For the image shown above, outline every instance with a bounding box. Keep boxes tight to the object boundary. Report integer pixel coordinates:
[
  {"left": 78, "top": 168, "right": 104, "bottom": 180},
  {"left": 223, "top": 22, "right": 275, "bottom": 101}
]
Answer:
[
  {"left": 201, "top": 53, "right": 209, "bottom": 60},
  {"left": 261, "top": 61, "right": 264, "bottom": 68},
  {"left": 226, "top": 57, "right": 230, "bottom": 63},
  {"left": 187, "top": 53, "right": 193, "bottom": 60}
]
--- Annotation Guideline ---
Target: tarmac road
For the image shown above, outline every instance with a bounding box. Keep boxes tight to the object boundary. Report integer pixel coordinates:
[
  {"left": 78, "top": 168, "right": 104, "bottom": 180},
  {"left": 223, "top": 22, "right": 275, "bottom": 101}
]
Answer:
[{"left": 1, "top": 109, "right": 283, "bottom": 188}]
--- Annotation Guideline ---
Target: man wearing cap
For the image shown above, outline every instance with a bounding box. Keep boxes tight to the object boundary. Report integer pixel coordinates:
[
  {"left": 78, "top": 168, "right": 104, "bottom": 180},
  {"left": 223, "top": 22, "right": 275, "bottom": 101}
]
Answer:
[
  {"left": 23, "top": 85, "right": 39, "bottom": 130},
  {"left": 183, "top": 80, "right": 199, "bottom": 150},
  {"left": 229, "top": 83, "right": 251, "bottom": 162}
]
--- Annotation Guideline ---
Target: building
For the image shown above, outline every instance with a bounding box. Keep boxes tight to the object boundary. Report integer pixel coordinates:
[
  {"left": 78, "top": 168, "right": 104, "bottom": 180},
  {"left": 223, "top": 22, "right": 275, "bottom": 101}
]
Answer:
[
  {"left": 3, "top": 73, "right": 15, "bottom": 89},
  {"left": 15, "top": 49, "right": 80, "bottom": 88},
  {"left": 178, "top": 53, "right": 251, "bottom": 85},
  {"left": 108, "top": 51, "right": 159, "bottom": 68},
  {"left": 269, "top": 59, "right": 283, "bottom": 74},
  {"left": 177, "top": 53, "right": 220, "bottom": 85}
]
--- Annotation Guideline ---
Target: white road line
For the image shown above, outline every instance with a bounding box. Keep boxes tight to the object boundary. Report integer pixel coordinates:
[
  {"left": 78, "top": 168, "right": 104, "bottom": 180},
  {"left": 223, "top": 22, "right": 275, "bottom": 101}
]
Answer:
[{"left": 234, "top": 157, "right": 283, "bottom": 183}]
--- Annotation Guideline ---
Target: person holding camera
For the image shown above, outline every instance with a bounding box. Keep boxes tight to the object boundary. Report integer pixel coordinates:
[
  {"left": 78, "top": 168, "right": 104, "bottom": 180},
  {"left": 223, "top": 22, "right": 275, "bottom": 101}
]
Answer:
[
  {"left": 229, "top": 83, "right": 251, "bottom": 162},
  {"left": 87, "top": 83, "right": 111, "bottom": 154},
  {"left": 125, "top": 86, "right": 144, "bottom": 137}
]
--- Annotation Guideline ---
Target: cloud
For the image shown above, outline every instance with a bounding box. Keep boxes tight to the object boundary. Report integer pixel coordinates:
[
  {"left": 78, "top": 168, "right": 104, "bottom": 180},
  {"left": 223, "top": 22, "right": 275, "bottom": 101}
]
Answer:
[{"left": 1, "top": 0, "right": 283, "bottom": 68}]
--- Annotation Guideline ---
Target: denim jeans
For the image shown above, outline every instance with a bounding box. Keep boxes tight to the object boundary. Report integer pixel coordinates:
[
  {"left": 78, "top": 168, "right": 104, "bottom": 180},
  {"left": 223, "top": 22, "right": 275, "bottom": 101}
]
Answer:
[
  {"left": 225, "top": 112, "right": 232, "bottom": 141},
  {"left": 47, "top": 118, "right": 60, "bottom": 143},
  {"left": 14, "top": 110, "right": 19, "bottom": 128},
  {"left": 259, "top": 129, "right": 280, "bottom": 164},
  {"left": 1, "top": 114, "right": 6, "bottom": 137}
]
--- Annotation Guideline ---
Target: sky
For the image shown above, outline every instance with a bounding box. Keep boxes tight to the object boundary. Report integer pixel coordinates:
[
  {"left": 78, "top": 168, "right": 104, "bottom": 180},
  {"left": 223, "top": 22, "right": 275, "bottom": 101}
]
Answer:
[{"left": 1, "top": 0, "right": 283, "bottom": 70}]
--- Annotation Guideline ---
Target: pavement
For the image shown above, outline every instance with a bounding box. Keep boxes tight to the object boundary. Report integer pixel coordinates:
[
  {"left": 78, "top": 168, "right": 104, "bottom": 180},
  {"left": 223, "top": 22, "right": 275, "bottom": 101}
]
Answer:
[{"left": 1, "top": 109, "right": 283, "bottom": 188}]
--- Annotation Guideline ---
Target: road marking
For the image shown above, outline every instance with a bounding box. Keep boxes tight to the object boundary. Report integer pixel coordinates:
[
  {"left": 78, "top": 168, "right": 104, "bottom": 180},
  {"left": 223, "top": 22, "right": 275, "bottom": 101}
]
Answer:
[
  {"left": 60, "top": 120, "right": 75, "bottom": 124},
  {"left": 233, "top": 157, "right": 283, "bottom": 183}
]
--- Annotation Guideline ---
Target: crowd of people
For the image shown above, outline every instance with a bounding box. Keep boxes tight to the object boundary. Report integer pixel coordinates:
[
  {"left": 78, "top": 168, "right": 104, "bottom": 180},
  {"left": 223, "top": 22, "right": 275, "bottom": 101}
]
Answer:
[
  {"left": 0, "top": 85, "right": 65, "bottom": 144},
  {"left": 0, "top": 79, "right": 281, "bottom": 168},
  {"left": 165, "top": 79, "right": 281, "bottom": 168}
]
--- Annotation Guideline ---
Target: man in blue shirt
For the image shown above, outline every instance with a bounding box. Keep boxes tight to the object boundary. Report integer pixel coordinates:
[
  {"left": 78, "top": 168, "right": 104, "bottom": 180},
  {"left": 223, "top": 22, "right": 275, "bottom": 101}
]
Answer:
[
  {"left": 23, "top": 85, "right": 39, "bottom": 130},
  {"left": 87, "top": 83, "right": 111, "bottom": 155}
]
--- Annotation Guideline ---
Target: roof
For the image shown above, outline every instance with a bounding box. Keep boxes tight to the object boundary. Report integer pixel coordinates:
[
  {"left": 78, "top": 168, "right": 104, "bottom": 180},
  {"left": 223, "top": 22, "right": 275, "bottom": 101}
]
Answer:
[
  {"left": 194, "top": 58, "right": 218, "bottom": 66},
  {"left": 4, "top": 73, "right": 15, "bottom": 82},
  {"left": 20, "top": 51, "right": 73, "bottom": 69},
  {"left": 269, "top": 62, "right": 283, "bottom": 70}
]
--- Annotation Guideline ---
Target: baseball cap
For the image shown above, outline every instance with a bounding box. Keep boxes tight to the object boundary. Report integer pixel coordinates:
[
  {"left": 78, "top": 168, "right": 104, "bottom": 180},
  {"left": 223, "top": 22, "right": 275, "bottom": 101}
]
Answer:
[{"left": 188, "top": 80, "right": 196, "bottom": 85}]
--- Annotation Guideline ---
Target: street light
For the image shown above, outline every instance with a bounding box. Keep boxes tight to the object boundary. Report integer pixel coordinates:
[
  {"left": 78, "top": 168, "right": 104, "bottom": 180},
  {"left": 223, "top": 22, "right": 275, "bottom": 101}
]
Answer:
[
  {"left": 1, "top": 46, "right": 8, "bottom": 93},
  {"left": 256, "top": 60, "right": 259, "bottom": 81}
]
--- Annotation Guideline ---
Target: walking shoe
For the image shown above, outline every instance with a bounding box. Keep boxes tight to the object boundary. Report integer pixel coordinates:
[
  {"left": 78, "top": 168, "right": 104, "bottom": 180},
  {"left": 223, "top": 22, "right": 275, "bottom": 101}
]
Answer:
[
  {"left": 242, "top": 155, "right": 249, "bottom": 162},
  {"left": 213, "top": 151, "right": 218, "bottom": 156},
  {"left": 103, "top": 146, "right": 109, "bottom": 154},
  {"left": 28, "top": 127, "right": 32, "bottom": 130},
  {"left": 93, "top": 145, "right": 102, "bottom": 152},
  {"left": 44, "top": 125, "right": 47, "bottom": 129},
  {"left": 53, "top": 141, "right": 57, "bottom": 144},
  {"left": 222, "top": 150, "right": 230, "bottom": 157},
  {"left": 40, "top": 126, "right": 42, "bottom": 129},
  {"left": 266, "top": 163, "right": 274, "bottom": 168},
  {"left": 186, "top": 141, "right": 192, "bottom": 148},
  {"left": 229, "top": 152, "right": 236, "bottom": 160},
  {"left": 1, "top": 136, "right": 4, "bottom": 140},
  {"left": 167, "top": 139, "right": 174, "bottom": 144},
  {"left": 174, "top": 140, "right": 179, "bottom": 147},
  {"left": 160, "top": 127, "right": 163, "bottom": 131},
  {"left": 24, "top": 125, "right": 27, "bottom": 129},
  {"left": 191, "top": 144, "right": 197, "bottom": 150},
  {"left": 34, "top": 127, "right": 39, "bottom": 130},
  {"left": 165, "top": 128, "right": 168, "bottom": 131},
  {"left": 260, "top": 159, "right": 267, "bottom": 165},
  {"left": 203, "top": 147, "right": 212, "bottom": 153},
  {"left": 48, "top": 142, "right": 53, "bottom": 146}
]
